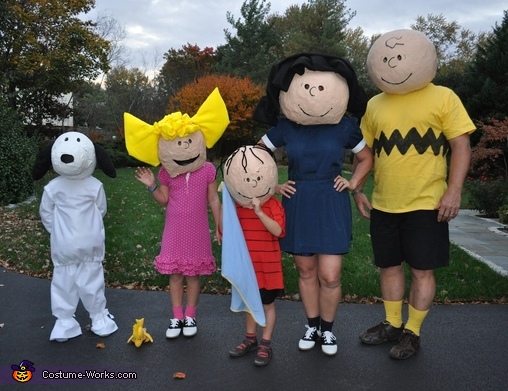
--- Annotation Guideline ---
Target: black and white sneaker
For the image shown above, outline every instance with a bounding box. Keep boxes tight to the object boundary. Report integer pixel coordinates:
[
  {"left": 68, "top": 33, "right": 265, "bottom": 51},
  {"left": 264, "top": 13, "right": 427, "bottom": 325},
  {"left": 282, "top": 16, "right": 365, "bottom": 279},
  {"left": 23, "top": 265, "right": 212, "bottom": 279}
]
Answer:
[
  {"left": 166, "top": 318, "right": 183, "bottom": 339},
  {"left": 183, "top": 316, "right": 197, "bottom": 337},
  {"left": 320, "top": 331, "right": 337, "bottom": 356},
  {"left": 298, "top": 325, "right": 321, "bottom": 350}
]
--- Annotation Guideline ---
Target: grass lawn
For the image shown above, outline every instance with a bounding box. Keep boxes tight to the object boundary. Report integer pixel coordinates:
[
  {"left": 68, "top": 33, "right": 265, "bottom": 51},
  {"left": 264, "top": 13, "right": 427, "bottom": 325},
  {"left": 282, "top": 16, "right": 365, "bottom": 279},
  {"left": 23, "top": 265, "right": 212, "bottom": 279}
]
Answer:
[{"left": 0, "top": 165, "right": 507, "bottom": 303}]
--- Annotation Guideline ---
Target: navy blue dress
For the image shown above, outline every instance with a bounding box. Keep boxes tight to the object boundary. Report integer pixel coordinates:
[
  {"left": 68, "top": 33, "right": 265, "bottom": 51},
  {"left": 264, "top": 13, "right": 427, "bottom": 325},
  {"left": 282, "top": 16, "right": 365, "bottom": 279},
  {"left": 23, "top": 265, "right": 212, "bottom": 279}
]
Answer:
[{"left": 263, "top": 117, "right": 364, "bottom": 254}]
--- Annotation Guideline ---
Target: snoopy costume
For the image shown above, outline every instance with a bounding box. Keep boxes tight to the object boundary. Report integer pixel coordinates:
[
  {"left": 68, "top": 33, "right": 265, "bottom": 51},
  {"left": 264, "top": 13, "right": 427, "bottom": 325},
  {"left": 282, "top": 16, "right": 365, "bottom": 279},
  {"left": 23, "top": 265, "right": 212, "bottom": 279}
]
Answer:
[{"left": 33, "top": 132, "right": 118, "bottom": 342}]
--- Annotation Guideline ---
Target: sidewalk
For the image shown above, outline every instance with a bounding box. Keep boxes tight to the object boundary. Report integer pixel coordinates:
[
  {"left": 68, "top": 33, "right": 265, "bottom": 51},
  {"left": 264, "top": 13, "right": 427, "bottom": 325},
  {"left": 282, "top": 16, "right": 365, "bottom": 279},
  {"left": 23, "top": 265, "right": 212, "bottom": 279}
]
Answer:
[{"left": 449, "top": 209, "right": 508, "bottom": 276}]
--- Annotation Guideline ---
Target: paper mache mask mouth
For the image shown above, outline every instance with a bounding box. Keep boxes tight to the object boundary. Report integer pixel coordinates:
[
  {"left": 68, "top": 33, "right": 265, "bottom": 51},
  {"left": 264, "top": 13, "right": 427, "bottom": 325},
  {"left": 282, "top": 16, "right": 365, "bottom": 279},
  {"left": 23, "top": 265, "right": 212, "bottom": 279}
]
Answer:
[{"left": 173, "top": 155, "right": 200, "bottom": 166}]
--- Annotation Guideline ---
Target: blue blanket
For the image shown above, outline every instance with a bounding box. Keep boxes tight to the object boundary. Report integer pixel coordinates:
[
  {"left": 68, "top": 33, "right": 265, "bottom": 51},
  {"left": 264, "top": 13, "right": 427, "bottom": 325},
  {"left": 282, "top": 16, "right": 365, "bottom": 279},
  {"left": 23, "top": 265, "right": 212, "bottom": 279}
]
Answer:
[{"left": 221, "top": 183, "right": 266, "bottom": 326}]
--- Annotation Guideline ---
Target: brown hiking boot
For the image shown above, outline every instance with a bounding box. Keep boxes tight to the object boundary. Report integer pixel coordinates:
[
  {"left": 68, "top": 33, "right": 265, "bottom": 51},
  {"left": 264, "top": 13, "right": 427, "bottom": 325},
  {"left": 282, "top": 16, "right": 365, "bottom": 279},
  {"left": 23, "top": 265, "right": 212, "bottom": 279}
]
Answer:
[
  {"left": 389, "top": 330, "right": 420, "bottom": 360},
  {"left": 359, "top": 321, "right": 404, "bottom": 345}
]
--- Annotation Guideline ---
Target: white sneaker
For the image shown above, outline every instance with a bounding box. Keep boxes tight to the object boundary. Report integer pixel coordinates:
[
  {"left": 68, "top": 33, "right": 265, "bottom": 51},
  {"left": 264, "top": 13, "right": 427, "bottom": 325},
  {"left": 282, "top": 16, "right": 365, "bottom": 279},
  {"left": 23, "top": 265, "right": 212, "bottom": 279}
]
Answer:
[
  {"left": 321, "top": 331, "right": 337, "bottom": 356},
  {"left": 166, "top": 318, "right": 183, "bottom": 338},
  {"left": 183, "top": 316, "right": 197, "bottom": 337},
  {"left": 298, "top": 325, "right": 321, "bottom": 350}
]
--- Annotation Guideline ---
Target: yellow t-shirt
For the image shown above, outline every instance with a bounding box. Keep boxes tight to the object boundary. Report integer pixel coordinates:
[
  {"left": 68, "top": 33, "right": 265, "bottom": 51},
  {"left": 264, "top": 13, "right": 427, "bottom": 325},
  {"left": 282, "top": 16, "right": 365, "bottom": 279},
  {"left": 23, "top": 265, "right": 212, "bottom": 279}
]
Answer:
[{"left": 361, "top": 83, "right": 475, "bottom": 213}]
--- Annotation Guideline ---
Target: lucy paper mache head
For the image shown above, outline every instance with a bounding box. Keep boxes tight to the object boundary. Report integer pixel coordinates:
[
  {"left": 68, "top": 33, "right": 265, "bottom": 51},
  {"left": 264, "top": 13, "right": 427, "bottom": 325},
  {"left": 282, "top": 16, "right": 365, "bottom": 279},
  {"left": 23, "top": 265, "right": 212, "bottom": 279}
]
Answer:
[
  {"left": 367, "top": 29, "right": 438, "bottom": 95},
  {"left": 253, "top": 53, "right": 367, "bottom": 126},
  {"left": 124, "top": 87, "right": 230, "bottom": 177},
  {"left": 223, "top": 145, "right": 278, "bottom": 208}
]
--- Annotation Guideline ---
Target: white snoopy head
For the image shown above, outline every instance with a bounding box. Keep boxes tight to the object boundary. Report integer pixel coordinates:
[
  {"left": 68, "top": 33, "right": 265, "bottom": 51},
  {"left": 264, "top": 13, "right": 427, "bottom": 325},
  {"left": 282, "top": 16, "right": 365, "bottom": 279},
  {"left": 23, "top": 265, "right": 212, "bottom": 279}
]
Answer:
[{"left": 33, "top": 131, "right": 116, "bottom": 181}]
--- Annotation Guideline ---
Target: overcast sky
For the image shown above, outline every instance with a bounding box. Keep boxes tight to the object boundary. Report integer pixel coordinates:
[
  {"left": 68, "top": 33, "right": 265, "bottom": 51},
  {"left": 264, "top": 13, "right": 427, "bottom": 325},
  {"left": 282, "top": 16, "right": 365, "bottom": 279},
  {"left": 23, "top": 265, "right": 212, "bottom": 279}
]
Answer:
[{"left": 83, "top": 0, "right": 507, "bottom": 70}]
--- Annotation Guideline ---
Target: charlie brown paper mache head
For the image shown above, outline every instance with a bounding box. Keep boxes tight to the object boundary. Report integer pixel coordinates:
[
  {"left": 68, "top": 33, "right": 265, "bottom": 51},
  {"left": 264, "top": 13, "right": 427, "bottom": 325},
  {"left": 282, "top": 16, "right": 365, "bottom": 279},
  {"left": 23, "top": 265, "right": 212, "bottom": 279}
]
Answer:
[
  {"left": 224, "top": 145, "right": 278, "bottom": 208},
  {"left": 124, "top": 87, "right": 229, "bottom": 177},
  {"left": 367, "top": 29, "right": 438, "bottom": 95},
  {"left": 253, "top": 53, "right": 367, "bottom": 126}
]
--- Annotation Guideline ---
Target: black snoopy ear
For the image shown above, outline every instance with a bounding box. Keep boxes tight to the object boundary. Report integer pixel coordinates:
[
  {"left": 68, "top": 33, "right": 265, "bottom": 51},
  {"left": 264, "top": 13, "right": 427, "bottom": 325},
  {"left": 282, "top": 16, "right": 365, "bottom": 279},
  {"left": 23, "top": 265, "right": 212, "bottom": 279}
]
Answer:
[
  {"left": 32, "top": 142, "right": 54, "bottom": 180},
  {"left": 94, "top": 143, "right": 116, "bottom": 178}
]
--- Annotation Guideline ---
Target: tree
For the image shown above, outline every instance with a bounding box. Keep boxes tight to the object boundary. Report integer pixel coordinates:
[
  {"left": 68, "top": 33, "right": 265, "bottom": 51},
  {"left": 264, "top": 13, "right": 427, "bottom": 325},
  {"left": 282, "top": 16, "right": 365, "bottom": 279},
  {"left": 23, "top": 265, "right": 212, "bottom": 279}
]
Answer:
[
  {"left": 215, "top": 0, "right": 282, "bottom": 84},
  {"left": 272, "top": 0, "right": 354, "bottom": 57},
  {"left": 470, "top": 118, "right": 508, "bottom": 180},
  {"left": 462, "top": 10, "right": 508, "bottom": 121},
  {"left": 158, "top": 44, "right": 217, "bottom": 99},
  {"left": 168, "top": 74, "right": 265, "bottom": 158},
  {"left": 104, "top": 66, "right": 163, "bottom": 130},
  {"left": 0, "top": 0, "right": 110, "bottom": 126}
]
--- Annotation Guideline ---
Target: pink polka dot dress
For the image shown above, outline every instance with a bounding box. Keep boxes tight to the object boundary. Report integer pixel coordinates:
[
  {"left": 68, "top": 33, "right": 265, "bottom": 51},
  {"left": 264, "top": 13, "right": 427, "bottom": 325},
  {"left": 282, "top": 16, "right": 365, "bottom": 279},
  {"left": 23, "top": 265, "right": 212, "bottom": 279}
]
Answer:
[{"left": 154, "top": 162, "right": 216, "bottom": 276}]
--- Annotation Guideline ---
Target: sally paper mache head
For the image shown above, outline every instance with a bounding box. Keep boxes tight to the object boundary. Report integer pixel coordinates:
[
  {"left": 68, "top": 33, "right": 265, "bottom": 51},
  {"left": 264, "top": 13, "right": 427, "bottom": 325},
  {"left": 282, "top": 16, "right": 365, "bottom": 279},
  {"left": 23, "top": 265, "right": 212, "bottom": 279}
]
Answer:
[
  {"left": 223, "top": 145, "right": 278, "bottom": 208},
  {"left": 124, "top": 87, "right": 230, "bottom": 177},
  {"left": 367, "top": 29, "right": 438, "bottom": 95},
  {"left": 253, "top": 53, "right": 368, "bottom": 126}
]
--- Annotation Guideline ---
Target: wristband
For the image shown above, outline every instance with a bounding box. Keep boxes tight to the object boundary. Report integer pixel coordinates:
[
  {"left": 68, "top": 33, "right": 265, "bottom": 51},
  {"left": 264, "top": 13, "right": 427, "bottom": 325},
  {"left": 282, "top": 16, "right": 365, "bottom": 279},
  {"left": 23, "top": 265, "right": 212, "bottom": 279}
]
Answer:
[
  {"left": 351, "top": 189, "right": 363, "bottom": 196},
  {"left": 147, "top": 184, "right": 158, "bottom": 193}
]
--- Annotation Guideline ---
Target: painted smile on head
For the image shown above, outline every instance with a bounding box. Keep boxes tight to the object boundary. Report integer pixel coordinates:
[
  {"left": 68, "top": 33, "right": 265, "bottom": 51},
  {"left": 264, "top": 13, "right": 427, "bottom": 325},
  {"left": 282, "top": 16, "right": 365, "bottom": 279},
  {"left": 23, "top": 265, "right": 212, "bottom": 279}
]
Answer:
[
  {"left": 173, "top": 154, "right": 200, "bottom": 166},
  {"left": 237, "top": 188, "right": 272, "bottom": 200},
  {"left": 299, "top": 105, "right": 333, "bottom": 117},
  {"left": 381, "top": 73, "right": 412, "bottom": 85}
]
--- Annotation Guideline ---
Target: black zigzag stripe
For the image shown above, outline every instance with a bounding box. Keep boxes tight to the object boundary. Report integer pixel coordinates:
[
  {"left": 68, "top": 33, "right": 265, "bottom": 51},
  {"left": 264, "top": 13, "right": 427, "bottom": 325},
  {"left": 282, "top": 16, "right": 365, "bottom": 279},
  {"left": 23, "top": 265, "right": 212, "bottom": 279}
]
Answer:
[{"left": 372, "top": 128, "right": 450, "bottom": 157}]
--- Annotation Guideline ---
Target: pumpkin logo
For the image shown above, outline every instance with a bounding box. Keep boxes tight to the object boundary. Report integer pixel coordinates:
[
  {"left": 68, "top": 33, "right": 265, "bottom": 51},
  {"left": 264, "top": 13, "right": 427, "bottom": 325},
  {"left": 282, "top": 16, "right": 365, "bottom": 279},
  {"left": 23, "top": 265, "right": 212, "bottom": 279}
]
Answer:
[{"left": 11, "top": 360, "right": 35, "bottom": 383}]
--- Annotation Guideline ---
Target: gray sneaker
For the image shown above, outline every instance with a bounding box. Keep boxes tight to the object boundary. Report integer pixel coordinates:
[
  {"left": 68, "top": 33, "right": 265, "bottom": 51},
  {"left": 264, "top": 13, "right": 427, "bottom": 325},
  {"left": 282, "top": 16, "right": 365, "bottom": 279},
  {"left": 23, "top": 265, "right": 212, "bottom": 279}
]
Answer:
[
  {"left": 389, "top": 330, "right": 420, "bottom": 360},
  {"left": 359, "top": 321, "right": 404, "bottom": 345}
]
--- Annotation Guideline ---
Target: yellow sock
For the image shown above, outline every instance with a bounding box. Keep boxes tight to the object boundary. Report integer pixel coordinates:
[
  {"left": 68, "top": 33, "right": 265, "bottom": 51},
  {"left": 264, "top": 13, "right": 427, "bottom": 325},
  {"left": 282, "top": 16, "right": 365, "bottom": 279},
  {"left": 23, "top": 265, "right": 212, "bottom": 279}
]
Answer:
[
  {"left": 405, "top": 304, "right": 429, "bottom": 336},
  {"left": 383, "top": 300, "right": 403, "bottom": 328}
]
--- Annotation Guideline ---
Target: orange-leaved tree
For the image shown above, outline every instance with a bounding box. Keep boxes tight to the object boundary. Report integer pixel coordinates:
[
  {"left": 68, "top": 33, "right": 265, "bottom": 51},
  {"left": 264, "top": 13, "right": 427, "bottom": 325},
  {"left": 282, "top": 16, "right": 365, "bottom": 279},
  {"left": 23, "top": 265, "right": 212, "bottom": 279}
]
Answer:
[{"left": 167, "top": 74, "right": 266, "bottom": 158}]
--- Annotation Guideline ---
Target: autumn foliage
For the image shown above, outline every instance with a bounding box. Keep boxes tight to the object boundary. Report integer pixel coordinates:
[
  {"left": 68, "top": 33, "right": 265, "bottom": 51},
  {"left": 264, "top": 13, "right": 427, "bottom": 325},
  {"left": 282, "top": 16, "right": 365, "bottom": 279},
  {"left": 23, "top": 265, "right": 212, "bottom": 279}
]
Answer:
[
  {"left": 470, "top": 118, "right": 508, "bottom": 180},
  {"left": 167, "top": 74, "right": 265, "bottom": 141}
]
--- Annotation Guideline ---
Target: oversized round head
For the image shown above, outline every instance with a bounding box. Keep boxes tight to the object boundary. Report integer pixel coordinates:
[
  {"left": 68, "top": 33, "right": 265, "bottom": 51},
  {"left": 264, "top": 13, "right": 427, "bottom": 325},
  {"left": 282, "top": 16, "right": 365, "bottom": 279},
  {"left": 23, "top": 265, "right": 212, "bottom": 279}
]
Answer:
[
  {"left": 223, "top": 145, "right": 278, "bottom": 208},
  {"left": 51, "top": 132, "right": 96, "bottom": 180},
  {"left": 158, "top": 130, "right": 207, "bottom": 176},
  {"left": 280, "top": 68, "right": 349, "bottom": 125},
  {"left": 252, "top": 53, "right": 367, "bottom": 126},
  {"left": 124, "top": 87, "right": 230, "bottom": 176},
  {"left": 367, "top": 29, "right": 437, "bottom": 95}
]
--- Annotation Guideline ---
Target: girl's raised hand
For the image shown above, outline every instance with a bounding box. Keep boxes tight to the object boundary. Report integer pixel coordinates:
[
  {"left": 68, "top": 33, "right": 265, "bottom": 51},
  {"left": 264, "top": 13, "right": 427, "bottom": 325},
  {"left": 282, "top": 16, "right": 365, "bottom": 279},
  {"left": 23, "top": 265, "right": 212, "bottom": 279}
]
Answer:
[{"left": 135, "top": 167, "right": 155, "bottom": 188}]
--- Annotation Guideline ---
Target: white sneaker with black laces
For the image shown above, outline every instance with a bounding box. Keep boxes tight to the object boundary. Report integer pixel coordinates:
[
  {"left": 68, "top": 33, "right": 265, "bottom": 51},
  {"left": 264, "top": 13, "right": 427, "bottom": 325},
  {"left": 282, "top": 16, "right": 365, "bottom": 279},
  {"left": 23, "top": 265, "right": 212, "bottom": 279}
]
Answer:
[
  {"left": 166, "top": 318, "right": 183, "bottom": 339},
  {"left": 298, "top": 325, "right": 321, "bottom": 350},
  {"left": 321, "top": 330, "right": 337, "bottom": 356},
  {"left": 183, "top": 316, "right": 197, "bottom": 337}
]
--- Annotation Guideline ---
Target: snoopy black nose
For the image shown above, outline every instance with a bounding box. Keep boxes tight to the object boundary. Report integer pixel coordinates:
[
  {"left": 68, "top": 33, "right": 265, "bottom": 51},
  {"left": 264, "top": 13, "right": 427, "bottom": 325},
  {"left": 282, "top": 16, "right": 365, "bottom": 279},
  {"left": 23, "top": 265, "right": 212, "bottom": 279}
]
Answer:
[{"left": 61, "top": 154, "right": 74, "bottom": 164}]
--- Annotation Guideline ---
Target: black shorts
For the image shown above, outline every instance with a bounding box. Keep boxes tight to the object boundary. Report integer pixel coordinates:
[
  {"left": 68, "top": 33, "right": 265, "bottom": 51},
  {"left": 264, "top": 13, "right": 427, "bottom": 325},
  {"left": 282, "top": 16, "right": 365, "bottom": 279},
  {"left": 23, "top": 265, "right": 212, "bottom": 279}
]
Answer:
[
  {"left": 259, "top": 288, "right": 284, "bottom": 305},
  {"left": 370, "top": 209, "right": 450, "bottom": 270}
]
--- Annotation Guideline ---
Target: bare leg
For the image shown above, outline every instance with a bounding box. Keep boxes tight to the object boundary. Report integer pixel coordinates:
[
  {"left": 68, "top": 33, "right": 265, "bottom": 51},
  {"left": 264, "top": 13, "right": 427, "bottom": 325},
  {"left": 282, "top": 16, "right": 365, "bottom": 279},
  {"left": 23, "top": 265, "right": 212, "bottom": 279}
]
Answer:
[
  {"left": 380, "top": 265, "right": 406, "bottom": 301},
  {"left": 408, "top": 269, "right": 435, "bottom": 311},
  {"left": 185, "top": 275, "right": 201, "bottom": 307},
  {"left": 317, "top": 254, "right": 343, "bottom": 323},
  {"left": 245, "top": 312, "right": 258, "bottom": 335},
  {"left": 261, "top": 302, "right": 276, "bottom": 341},
  {"left": 169, "top": 274, "right": 184, "bottom": 308},
  {"left": 293, "top": 255, "right": 319, "bottom": 318}
]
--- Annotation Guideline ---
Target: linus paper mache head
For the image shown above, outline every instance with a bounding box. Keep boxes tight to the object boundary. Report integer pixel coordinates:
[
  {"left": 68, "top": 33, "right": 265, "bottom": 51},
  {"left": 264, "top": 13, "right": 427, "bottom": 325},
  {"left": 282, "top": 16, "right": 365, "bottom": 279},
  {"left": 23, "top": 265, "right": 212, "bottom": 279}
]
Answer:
[
  {"left": 124, "top": 87, "right": 230, "bottom": 177},
  {"left": 32, "top": 131, "right": 116, "bottom": 181},
  {"left": 253, "top": 53, "right": 367, "bottom": 126},
  {"left": 367, "top": 29, "right": 438, "bottom": 95},
  {"left": 223, "top": 145, "right": 278, "bottom": 208}
]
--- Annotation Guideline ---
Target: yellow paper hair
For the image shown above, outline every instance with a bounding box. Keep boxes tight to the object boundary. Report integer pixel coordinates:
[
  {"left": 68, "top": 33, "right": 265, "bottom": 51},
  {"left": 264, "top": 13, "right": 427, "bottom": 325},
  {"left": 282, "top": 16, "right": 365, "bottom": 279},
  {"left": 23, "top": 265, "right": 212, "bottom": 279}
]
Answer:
[{"left": 124, "top": 87, "right": 229, "bottom": 166}]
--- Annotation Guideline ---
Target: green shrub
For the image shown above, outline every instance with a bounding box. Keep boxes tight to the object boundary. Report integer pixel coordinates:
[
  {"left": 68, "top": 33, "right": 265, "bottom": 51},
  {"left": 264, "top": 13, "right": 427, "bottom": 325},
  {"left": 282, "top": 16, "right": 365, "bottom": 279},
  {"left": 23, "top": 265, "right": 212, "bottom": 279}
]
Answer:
[
  {"left": 96, "top": 138, "right": 142, "bottom": 168},
  {"left": 498, "top": 204, "right": 508, "bottom": 224},
  {"left": 0, "top": 104, "right": 39, "bottom": 206},
  {"left": 465, "top": 178, "right": 508, "bottom": 217}
]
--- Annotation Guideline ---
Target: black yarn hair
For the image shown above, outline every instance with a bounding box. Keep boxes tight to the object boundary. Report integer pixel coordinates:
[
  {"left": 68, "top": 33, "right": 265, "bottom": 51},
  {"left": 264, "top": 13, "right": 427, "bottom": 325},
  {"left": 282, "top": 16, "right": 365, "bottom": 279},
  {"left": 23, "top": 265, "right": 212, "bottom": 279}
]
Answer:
[
  {"left": 252, "top": 52, "right": 368, "bottom": 126},
  {"left": 219, "top": 144, "right": 276, "bottom": 179}
]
